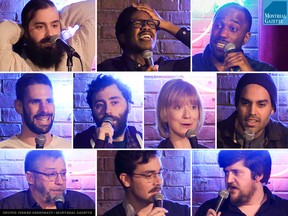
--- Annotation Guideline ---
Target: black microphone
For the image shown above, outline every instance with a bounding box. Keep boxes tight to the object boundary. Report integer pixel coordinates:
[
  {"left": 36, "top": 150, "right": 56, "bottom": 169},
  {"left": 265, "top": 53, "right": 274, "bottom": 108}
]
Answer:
[
  {"left": 215, "top": 189, "right": 229, "bottom": 213},
  {"left": 185, "top": 129, "right": 198, "bottom": 148},
  {"left": 224, "top": 43, "right": 240, "bottom": 71},
  {"left": 142, "top": 50, "right": 154, "bottom": 66},
  {"left": 154, "top": 193, "right": 164, "bottom": 208},
  {"left": 35, "top": 134, "right": 46, "bottom": 149},
  {"left": 102, "top": 117, "right": 113, "bottom": 144},
  {"left": 50, "top": 35, "right": 80, "bottom": 58},
  {"left": 243, "top": 129, "right": 255, "bottom": 148},
  {"left": 53, "top": 194, "right": 65, "bottom": 209}
]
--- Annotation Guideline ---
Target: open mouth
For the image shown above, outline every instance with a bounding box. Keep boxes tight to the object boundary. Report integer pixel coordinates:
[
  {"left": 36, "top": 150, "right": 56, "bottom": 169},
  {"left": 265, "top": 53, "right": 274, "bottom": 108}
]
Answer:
[
  {"left": 139, "top": 32, "right": 153, "bottom": 41},
  {"left": 35, "top": 115, "right": 52, "bottom": 125}
]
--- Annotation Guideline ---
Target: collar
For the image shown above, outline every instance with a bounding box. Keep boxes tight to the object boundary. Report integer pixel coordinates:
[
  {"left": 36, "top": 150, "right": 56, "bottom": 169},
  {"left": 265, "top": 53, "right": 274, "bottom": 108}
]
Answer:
[
  {"left": 121, "top": 54, "right": 148, "bottom": 71},
  {"left": 122, "top": 198, "right": 136, "bottom": 216},
  {"left": 26, "top": 189, "right": 42, "bottom": 209}
]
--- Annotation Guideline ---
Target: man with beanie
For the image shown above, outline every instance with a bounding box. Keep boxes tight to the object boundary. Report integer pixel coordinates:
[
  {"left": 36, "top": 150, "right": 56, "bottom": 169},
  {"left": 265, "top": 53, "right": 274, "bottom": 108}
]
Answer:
[{"left": 218, "top": 73, "right": 288, "bottom": 148}]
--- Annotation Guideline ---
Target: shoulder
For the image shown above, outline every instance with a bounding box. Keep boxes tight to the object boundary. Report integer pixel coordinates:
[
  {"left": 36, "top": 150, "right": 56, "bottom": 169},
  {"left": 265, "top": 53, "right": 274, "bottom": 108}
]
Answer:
[
  {"left": 246, "top": 56, "right": 276, "bottom": 71},
  {"left": 103, "top": 203, "right": 125, "bottom": 216},
  {"left": 74, "top": 126, "right": 96, "bottom": 148},
  {"left": 163, "top": 200, "right": 190, "bottom": 215},
  {"left": 97, "top": 56, "right": 122, "bottom": 71},
  {"left": 0, "top": 190, "right": 27, "bottom": 208},
  {"left": 157, "top": 139, "right": 173, "bottom": 148},
  {"left": 0, "top": 136, "right": 29, "bottom": 149},
  {"left": 50, "top": 135, "right": 72, "bottom": 149},
  {"left": 195, "top": 198, "right": 220, "bottom": 216},
  {"left": 65, "top": 190, "right": 95, "bottom": 209}
]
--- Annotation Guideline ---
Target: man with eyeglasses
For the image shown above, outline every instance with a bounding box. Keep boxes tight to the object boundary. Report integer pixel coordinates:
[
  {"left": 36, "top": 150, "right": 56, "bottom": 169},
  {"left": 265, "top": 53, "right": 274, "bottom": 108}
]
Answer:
[
  {"left": 103, "top": 150, "right": 191, "bottom": 216},
  {"left": 97, "top": 3, "right": 190, "bottom": 71},
  {"left": 0, "top": 150, "right": 95, "bottom": 210}
]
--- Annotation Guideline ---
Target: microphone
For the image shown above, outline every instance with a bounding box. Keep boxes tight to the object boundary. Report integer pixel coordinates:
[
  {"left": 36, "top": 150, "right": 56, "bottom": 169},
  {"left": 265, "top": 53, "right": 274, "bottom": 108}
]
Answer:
[
  {"left": 142, "top": 50, "right": 154, "bottom": 66},
  {"left": 35, "top": 134, "right": 46, "bottom": 149},
  {"left": 154, "top": 193, "right": 164, "bottom": 208},
  {"left": 50, "top": 35, "right": 80, "bottom": 58},
  {"left": 214, "top": 189, "right": 229, "bottom": 213},
  {"left": 102, "top": 117, "right": 113, "bottom": 144},
  {"left": 243, "top": 129, "right": 255, "bottom": 148},
  {"left": 224, "top": 43, "right": 240, "bottom": 71},
  {"left": 185, "top": 129, "right": 198, "bottom": 148},
  {"left": 53, "top": 194, "right": 65, "bottom": 209}
]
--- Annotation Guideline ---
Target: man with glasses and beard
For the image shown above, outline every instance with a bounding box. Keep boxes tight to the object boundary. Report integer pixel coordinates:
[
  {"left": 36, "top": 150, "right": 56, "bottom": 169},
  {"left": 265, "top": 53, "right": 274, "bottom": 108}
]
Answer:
[
  {"left": 0, "top": 150, "right": 95, "bottom": 210},
  {"left": 195, "top": 150, "right": 288, "bottom": 216},
  {"left": 74, "top": 74, "right": 142, "bottom": 148},
  {"left": 0, "top": 0, "right": 95, "bottom": 71},
  {"left": 97, "top": 3, "right": 190, "bottom": 71},
  {"left": 0, "top": 73, "right": 71, "bottom": 149}
]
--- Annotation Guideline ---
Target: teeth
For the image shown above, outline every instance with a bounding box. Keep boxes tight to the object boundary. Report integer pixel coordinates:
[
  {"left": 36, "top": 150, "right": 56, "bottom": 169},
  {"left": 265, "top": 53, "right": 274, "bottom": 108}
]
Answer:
[
  {"left": 216, "top": 42, "right": 225, "bottom": 49},
  {"left": 36, "top": 117, "right": 50, "bottom": 121},
  {"left": 140, "top": 34, "right": 151, "bottom": 39}
]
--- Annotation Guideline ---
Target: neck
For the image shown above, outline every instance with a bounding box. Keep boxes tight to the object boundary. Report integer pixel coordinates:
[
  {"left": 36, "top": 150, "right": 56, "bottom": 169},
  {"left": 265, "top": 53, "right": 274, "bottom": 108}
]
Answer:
[
  {"left": 125, "top": 52, "right": 146, "bottom": 65},
  {"left": 210, "top": 52, "right": 226, "bottom": 71},
  {"left": 125, "top": 192, "right": 151, "bottom": 214},
  {"left": 170, "top": 136, "right": 192, "bottom": 149},
  {"left": 18, "top": 127, "right": 52, "bottom": 147}
]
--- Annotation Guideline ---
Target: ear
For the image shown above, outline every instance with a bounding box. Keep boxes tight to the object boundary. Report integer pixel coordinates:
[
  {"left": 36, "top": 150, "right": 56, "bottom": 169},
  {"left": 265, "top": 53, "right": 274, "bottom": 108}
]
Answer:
[
  {"left": 14, "top": 99, "right": 23, "bottom": 115},
  {"left": 119, "top": 173, "right": 131, "bottom": 188},
  {"left": 255, "top": 174, "right": 264, "bottom": 183},
  {"left": 26, "top": 171, "right": 35, "bottom": 185},
  {"left": 271, "top": 108, "right": 275, "bottom": 115},
  {"left": 243, "top": 32, "right": 251, "bottom": 45}
]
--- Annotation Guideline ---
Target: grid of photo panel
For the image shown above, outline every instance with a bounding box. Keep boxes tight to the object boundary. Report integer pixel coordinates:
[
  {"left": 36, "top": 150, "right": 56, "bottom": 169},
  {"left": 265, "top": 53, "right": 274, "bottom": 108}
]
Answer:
[{"left": 1, "top": 0, "right": 288, "bottom": 216}]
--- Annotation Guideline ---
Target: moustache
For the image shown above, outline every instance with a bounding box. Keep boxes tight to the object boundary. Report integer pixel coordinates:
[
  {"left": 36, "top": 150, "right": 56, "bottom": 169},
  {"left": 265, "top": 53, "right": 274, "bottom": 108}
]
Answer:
[
  {"left": 39, "top": 37, "right": 53, "bottom": 44},
  {"left": 244, "top": 114, "right": 260, "bottom": 121},
  {"left": 148, "top": 186, "right": 162, "bottom": 193},
  {"left": 34, "top": 112, "right": 53, "bottom": 118}
]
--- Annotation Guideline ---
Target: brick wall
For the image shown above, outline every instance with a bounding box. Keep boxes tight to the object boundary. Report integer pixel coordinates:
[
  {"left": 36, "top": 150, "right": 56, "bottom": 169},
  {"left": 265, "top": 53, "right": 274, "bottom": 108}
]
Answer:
[
  {"left": 144, "top": 73, "right": 216, "bottom": 148},
  {"left": 97, "top": 0, "right": 191, "bottom": 64},
  {"left": 217, "top": 73, "right": 288, "bottom": 124},
  {"left": 97, "top": 150, "right": 191, "bottom": 215},
  {"left": 0, "top": 73, "right": 73, "bottom": 141},
  {"left": 0, "top": 149, "right": 96, "bottom": 202},
  {"left": 192, "top": 0, "right": 259, "bottom": 61},
  {"left": 73, "top": 72, "right": 143, "bottom": 136},
  {"left": 192, "top": 150, "right": 288, "bottom": 215}
]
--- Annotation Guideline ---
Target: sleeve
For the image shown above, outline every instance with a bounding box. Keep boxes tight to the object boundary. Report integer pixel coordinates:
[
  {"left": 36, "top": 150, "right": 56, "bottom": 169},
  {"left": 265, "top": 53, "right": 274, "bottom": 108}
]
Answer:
[
  {"left": 175, "top": 27, "right": 190, "bottom": 48},
  {"left": 0, "top": 20, "right": 32, "bottom": 71},
  {"left": 60, "top": 0, "right": 95, "bottom": 71}
]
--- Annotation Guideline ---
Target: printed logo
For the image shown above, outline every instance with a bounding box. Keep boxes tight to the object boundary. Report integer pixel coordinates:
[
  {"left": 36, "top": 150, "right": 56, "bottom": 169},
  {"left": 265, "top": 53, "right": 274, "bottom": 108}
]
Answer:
[{"left": 263, "top": 0, "right": 288, "bottom": 25}]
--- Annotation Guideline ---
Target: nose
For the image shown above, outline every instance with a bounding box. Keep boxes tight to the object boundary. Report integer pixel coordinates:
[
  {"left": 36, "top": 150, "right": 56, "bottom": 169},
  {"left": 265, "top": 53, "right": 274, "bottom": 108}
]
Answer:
[
  {"left": 45, "top": 26, "right": 54, "bottom": 37},
  {"left": 226, "top": 172, "right": 235, "bottom": 184},
  {"left": 249, "top": 103, "right": 257, "bottom": 115},
  {"left": 219, "top": 26, "right": 229, "bottom": 39},
  {"left": 105, "top": 104, "right": 113, "bottom": 116},
  {"left": 140, "top": 21, "right": 151, "bottom": 31},
  {"left": 39, "top": 102, "right": 49, "bottom": 113},
  {"left": 55, "top": 173, "right": 65, "bottom": 185},
  {"left": 182, "top": 107, "right": 191, "bottom": 119},
  {"left": 154, "top": 173, "right": 163, "bottom": 185}
]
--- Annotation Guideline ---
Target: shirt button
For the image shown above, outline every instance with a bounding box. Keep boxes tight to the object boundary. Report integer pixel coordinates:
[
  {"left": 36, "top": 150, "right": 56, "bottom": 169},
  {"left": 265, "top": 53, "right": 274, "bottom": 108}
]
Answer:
[{"left": 183, "top": 31, "right": 187, "bottom": 35}]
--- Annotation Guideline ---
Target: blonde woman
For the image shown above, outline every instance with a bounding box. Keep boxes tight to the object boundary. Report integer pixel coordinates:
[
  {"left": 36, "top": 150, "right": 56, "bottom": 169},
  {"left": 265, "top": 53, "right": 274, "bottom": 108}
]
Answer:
[{"left": 156, "top": 79, "right": 206, "bottom": 148}]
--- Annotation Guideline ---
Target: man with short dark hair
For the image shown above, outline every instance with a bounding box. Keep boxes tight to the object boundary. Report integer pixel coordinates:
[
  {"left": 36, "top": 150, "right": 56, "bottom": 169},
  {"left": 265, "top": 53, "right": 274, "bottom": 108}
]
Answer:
[
  {"left": 0, "top": 0, "right": 95, "bottom": 71},
  {"left": 195, "top": 150, "right": 288, "bottom": 216},
  {"left": 97, "top": 3, "right": 190, "bottom": 71},
  {"left": 0, "top": 73, "right": 71, "bottom": 149},
  {"left": 103, "top": 150, "right": 191, "bottom": 216},
  {"left": 192, "top": 2, "right": 275, "bottom": 71},
  {"left": 0, "top": 150, "right": 95, "bottom": 210},
  {"left": 74, "top": 74, "right": 142, "bottom": 148},
  {"left": 218, "top": 73, "right": 288, "bottom": 148}
]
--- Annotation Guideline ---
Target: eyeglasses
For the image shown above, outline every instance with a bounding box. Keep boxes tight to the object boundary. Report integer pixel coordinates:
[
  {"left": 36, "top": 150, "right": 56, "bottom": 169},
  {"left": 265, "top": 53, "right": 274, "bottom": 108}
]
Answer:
[
  {"left": 130, "top": 19, "right": 160, "bottom": 29},
  {"left": 30, "top": 170, "right": 67, "bottom": 181},
  {"left": 132, "top": 170, "right": 164, "bottom": 183}
]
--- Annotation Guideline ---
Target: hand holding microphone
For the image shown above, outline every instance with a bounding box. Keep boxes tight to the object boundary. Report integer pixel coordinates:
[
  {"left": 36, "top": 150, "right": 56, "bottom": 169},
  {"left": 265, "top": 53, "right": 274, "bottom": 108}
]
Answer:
[
  {"left": 206, "top": 189, "right": 229, "bottom": 216},
  {"left": 96, "top": 117, "right": 114, "bottom": 145},
  {"left": 142, "top": 50, "right": 159, "bottom": 71},
  {"left": 223, "top": 43, "right": 253, "bottom": 71}
]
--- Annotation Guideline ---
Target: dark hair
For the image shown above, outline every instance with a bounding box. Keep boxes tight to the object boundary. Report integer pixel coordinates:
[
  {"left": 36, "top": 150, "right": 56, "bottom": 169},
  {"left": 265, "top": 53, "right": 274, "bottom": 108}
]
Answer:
[
  {"left": 115, "top": 6, "right": 138, "bottom": 50},
  {"left": 16, "top": 73, "right": 53, "bottom": 102},
  {"left": 218, "top": 150, "right": 271, "bottom": 184},
  {"left": 86, "top": 74, "right": 133, "bottom": 109},
  {"left": 21, "top": 0, "right": 57, "bottom": 31},
  {"left": 214, "top": 2, "right": 252, "bottom": 32},
  {"left": 24, "top": 150, "right": 64, "bottom": 172},
  {"left": 114, "top": 150, "right": 159, "bottom": 186}
]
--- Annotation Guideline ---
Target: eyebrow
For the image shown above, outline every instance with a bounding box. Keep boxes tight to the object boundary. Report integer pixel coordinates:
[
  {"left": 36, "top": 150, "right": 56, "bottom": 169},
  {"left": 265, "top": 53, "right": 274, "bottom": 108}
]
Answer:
[
  {"left": 240, "top": 97, "right": 269, "bottom": 103},
  {"left": 94, "top": 96, "right": 122, "bottom": 103},
  {"left": 33, "top": 20, "right": 60, "bottom": 25}
]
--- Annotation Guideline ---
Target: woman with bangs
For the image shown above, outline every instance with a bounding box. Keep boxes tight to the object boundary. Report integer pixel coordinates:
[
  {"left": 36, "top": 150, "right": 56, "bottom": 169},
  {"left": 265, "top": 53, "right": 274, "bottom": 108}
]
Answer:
[{"left": 156, "top": 79, "right": 206, "bottom": 148}]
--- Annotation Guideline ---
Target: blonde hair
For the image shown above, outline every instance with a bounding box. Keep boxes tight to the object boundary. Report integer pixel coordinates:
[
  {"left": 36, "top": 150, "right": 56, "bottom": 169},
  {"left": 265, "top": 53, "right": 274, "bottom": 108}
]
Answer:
[{"left": 156, "top": 79, "right": 204, "bottom": 138}]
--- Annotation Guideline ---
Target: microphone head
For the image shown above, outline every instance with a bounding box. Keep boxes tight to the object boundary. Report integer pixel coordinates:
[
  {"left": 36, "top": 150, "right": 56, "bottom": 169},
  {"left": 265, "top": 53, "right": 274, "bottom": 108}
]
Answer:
[
  {"left": 49, "top": 35, "right": 61, "bottom": 45},
  {"left": 243, "top": 129, "right": 255, "bottom": 141},
  {"left": 224, "top": 43, "right": 235, "bottom": 54},
  {"left": 154, "top": 193, "right": 164, "bottom": 207},
  {"left": 103, "top": 116, "right": 113, "bottom": 125},
  {"left": 142, "top": 50, "right": 154, "bottom": 66},
  {"left": 53, "top": 194, "right": 65, "bottom": 209},
  {"left": 185, "top": 129, "right": 197, "bottom": 139},
  {"left": 35, "top": 134, "right": 46, "bottom": 148},
  {"left": 218, "top": 189, "right": 229, "bottom": 199}
]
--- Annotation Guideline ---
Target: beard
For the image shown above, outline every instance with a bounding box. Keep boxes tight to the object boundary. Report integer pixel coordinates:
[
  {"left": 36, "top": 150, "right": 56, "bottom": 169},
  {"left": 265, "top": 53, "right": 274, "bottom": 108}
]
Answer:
[
  {"left": 24, "top": 36, "right": 65, "bottom": 69},
  {"left": 23, "top": 108, "right": 54, "bottom": 135},
  {"left": 93, "top": 108, "right": 129, "bottom": 139},
  {"left": 228, "top": 182, "right": 257, "bottom": 206}
]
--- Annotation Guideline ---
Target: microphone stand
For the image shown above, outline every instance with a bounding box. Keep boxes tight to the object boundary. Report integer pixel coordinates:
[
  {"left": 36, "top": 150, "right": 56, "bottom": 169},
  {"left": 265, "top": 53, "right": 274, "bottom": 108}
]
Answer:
[{"left": 66, "top": 52, "right": 73, "bottom": 72}]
